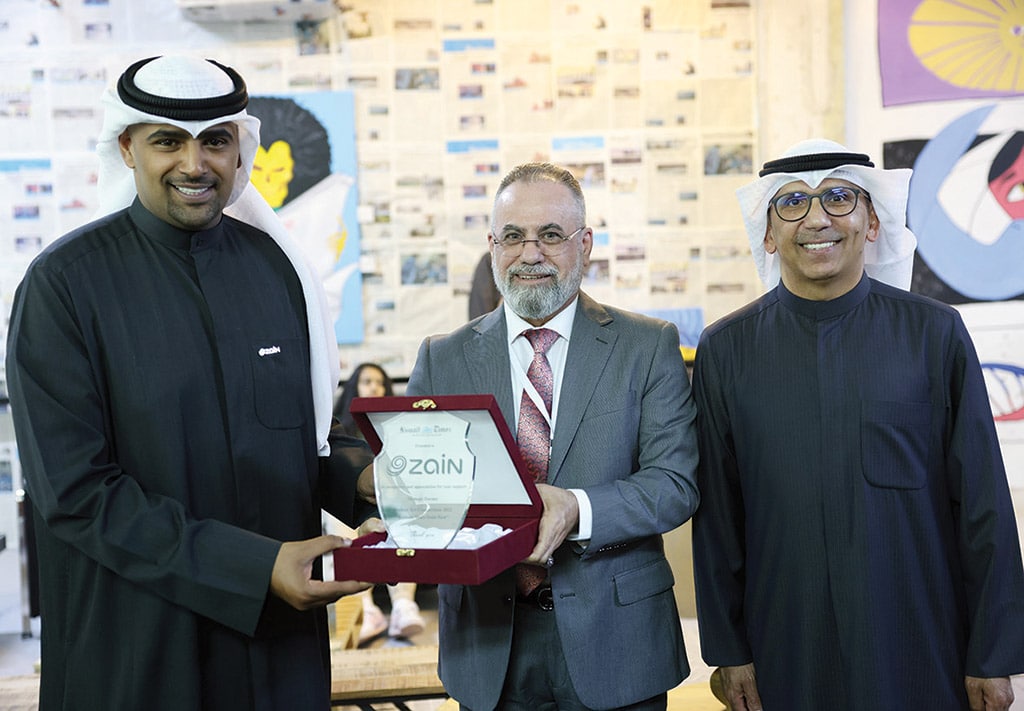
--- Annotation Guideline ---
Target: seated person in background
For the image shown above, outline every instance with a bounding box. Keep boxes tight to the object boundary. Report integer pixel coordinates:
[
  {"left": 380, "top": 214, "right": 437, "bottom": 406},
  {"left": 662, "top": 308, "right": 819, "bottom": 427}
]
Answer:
[{"left": 334, "top": 362, "right": 426, "bottom": 643}]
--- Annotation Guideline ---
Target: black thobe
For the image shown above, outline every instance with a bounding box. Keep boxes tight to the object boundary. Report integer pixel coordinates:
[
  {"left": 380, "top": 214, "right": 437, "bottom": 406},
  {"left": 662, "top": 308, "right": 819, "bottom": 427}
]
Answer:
[
  {"left": 6, "top": 200, "right": 371, "bottom": 711},
  {"left": 692, "top": 275, "right": 1024, "bottom": 709}
]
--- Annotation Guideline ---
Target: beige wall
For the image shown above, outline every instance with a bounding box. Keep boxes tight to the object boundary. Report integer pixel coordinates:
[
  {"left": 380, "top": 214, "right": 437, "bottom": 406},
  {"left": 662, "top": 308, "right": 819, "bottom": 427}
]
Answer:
[
  {"left": 755, "top": 0, "right": 845, "bottom": 157},
  {"left": 667, "top": 522, "right": 696, "bottom": 618}
]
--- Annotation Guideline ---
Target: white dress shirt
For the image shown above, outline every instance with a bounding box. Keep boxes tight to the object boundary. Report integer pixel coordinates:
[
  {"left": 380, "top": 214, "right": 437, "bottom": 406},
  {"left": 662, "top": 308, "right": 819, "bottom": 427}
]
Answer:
[{"left": 503, "top": 299, "right": 593, "bottom": 542}]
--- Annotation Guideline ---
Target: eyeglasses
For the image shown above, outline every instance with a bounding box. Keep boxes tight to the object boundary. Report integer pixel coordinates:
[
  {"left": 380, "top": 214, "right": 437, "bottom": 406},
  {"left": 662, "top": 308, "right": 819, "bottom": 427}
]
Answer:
[
  {"left": 492, "top": 225, "right": 585, "bottom": 254},
  {"left": 770, "top": 187, "right": 870, "bottom": 222}
]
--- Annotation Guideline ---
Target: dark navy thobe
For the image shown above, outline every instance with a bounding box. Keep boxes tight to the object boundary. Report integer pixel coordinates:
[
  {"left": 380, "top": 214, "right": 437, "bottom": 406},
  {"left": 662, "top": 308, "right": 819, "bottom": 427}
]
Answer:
[
  {"left": 6, "top": 200, "right": 370, "bottom": 711},
  {"left": 692, "top": 275, "right": 1024, "bottom": 709}
]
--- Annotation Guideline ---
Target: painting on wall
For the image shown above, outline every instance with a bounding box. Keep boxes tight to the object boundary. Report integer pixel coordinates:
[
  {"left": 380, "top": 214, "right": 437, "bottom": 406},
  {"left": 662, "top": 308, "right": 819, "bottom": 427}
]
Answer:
[
  {"left": 869, "top": 1, "right": 1024, "bottom": 474},
  {"left": 882, "top": 99, "right": 1024, "bottom": 468},
  {"left": 877, "top": 0, "right": 1024, "bottom": 106},
  {"left": 881, "top": 101, "right": 1024, "bottom": 304},
  {"left": 248, "top": 92, "right": 364, "bottom": 344}
]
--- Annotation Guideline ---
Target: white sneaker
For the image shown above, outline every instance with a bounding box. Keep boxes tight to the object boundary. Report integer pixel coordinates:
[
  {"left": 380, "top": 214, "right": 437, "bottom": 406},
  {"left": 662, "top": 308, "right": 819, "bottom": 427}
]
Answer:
[
  {"left": 388, "top": 598, "right": 425, "bottom": 638},
  {"left": 359, "top": 603, "right": 388, "bottom": 644}
]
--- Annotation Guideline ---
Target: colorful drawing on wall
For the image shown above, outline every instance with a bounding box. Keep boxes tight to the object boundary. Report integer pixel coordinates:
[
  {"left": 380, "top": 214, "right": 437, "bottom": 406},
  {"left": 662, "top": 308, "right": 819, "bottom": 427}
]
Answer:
[
  {"left": 878, "top": 0, "right": 1024, "bottom": 106},
  {"left": 248, "top": 93, "right": 363, "bottom": 344},
  {"left": 959, "top": 306, "right": 1024, "bottom": 434},
  {"left": 886, "top": 101, "right": 1024, "bottom": 303},
  {"left": 883, "top": 100, "right": 1024, "bottom": 432},
  {"left": 986, "top": 362, "right": 1024, "bottom": 421}
]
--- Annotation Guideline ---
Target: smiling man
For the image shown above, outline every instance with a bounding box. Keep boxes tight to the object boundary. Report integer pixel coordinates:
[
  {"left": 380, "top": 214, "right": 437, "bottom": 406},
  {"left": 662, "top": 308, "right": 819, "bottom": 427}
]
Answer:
[
  {"left": 406, "top": 162, "right": 700, "bottom": 710},
  {"left": 6, "top": 55, "right": 381, "bottom": 711},
  {"left": 118, "top": 122, "right": 241, "bottom": 230},
  {"left": 691, "top": 140, "right": 1024, "bottom": 710}
]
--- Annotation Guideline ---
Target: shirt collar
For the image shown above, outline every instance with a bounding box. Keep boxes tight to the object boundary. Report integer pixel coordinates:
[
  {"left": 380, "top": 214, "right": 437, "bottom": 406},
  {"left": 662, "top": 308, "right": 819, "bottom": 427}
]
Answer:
[
  {"left": 129, "top": 197, "right": 225, "bottom": 252},
  {"left": 503, "top": 295, "right": 579, "bottom": 346},
  {"left": 776, "top": 272, "right": 871, "bottom": 321}
]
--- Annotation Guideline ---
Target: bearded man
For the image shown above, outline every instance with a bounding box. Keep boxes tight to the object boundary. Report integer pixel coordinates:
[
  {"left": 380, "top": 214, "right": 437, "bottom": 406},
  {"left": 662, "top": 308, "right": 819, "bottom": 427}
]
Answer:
[{"left": 405, "top": 162, "right": 700, "bottom": 711}]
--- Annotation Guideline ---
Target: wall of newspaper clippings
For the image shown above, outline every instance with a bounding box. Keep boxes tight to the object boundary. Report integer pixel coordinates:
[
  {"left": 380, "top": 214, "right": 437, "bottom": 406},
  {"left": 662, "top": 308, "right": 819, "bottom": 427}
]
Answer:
[{"left": 0, "top": 0, "right": 761, "bottom": 381}]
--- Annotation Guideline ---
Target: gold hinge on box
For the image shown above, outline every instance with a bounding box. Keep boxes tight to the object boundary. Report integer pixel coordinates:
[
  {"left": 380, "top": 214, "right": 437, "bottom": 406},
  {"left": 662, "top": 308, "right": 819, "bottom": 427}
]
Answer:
[{"left": 396, "top": 548, "right": 416, "bottom": 557}]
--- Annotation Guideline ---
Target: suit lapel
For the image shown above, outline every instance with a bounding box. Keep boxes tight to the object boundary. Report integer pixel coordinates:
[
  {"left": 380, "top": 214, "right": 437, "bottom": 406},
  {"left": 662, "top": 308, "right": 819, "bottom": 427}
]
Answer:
[
  {"left": 463, "top": 309, "right": 517, "bottom": 434},
  {"left": 548, "top": 294, "right": 615, "bottom": 485},
  {"left": 467, "top": 297, "right": 616, "bottom": 485}
]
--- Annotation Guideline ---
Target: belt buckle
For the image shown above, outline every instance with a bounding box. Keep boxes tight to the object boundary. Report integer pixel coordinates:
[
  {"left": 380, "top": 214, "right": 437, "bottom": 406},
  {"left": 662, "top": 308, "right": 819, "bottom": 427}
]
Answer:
[{"left": 535, "top": 585, "right": 554, "bottom": 611}]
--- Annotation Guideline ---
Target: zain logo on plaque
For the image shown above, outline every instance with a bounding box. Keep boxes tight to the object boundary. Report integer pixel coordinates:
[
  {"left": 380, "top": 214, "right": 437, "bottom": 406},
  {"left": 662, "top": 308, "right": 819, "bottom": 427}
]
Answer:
[{"left": 374, "top": 410, "right": 476, "bottom": 549}]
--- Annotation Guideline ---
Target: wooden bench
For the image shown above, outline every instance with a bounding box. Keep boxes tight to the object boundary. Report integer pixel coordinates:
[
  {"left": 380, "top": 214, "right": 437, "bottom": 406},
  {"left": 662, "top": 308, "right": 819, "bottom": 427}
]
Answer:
[
  {"left": 331, "top": 593, "right": 364, "bottom": 650},
  {"left": 0, "top": 645, "right": 447, "bottom": 711},
  {"left": 0, "top": 674, "right": 40, "bottom": 711},
  {"left": 331, "top": 644, "right": 446, "bottom": 710},
  {"left": 0, "top": 660, "right": 724, "bottom": 711}
]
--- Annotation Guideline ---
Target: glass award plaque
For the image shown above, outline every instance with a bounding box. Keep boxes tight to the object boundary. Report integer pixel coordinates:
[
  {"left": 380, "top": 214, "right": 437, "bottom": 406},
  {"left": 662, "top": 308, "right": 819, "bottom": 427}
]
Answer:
[
  {"left": 336, "top": 395, "right": 543, "bottom": 584},
  {"left": 373, "top": 410, "right": 476, "bottom": 549}
]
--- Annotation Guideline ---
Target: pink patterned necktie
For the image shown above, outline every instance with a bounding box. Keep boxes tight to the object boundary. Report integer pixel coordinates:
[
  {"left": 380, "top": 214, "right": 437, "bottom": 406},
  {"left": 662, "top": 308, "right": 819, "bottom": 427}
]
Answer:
[{"left": 515, "top": 327, "right": 559, "bottom": 595}]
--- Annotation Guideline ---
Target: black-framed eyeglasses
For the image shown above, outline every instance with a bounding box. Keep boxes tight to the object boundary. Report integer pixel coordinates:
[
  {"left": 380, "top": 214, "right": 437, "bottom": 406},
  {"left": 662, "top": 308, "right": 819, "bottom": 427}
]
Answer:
[
  {"left": 492, "top": 225, "right": 585, "bottom": 254},
  {"left": 770, "top": 187, "right": 870, "bottom": 222}
]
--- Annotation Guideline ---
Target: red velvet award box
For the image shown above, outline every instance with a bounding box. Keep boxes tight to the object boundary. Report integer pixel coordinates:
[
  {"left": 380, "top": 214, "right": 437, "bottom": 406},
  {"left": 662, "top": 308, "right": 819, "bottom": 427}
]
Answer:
[{"left": 333, "top": 394, "right": 541, "bottom": 585}]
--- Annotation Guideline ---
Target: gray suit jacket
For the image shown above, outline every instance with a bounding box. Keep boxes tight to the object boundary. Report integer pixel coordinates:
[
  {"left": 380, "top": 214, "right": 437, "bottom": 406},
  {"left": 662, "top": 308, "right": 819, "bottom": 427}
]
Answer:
[{"left": 406, "top": 292, "right": 700, "bottom": 710}]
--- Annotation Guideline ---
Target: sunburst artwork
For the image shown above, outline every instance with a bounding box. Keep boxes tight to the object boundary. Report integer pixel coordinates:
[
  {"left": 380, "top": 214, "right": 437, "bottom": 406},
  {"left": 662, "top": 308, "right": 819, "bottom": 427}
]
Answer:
[{"left": 907, "top": 0, "right": 1024, "bottom": 92}]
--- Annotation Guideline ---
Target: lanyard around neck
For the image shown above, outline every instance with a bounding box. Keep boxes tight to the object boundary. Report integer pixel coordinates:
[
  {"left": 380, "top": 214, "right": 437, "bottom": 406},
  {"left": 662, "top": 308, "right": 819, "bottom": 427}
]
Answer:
[{"left": 512, "top": 341, "right": 556, "bottom": 430}]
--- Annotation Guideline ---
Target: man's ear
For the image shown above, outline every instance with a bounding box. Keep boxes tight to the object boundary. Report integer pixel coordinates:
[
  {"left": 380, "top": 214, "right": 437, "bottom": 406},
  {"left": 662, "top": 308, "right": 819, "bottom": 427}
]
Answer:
[
  {"left": 763, "top": 221, "right": 777, "bottom": 254},
  {"left": 865, "top": 204, "right": 881, "bottom": 244},
  {"left": 118, "top": 129, "right": 135, "bottom": 169}
]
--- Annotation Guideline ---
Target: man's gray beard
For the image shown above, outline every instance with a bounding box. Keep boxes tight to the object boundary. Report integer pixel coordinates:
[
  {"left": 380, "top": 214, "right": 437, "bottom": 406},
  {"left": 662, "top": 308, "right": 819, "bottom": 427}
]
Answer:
[{"left": 493, "top": 258, "right": 583, "bottom": 321}]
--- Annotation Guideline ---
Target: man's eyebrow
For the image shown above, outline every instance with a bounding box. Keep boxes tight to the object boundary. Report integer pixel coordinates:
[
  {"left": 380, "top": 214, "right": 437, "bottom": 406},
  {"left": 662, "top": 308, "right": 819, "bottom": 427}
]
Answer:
[
  {"left": 143, "top": 127, "right": 190, "bottom": 141},
  {"left": 498, "top": 222, "right": 566, "bottom": 233},
  {"left": 538, "top": 222, "right": 567, "bottom": 232},
  {"left": 142, "top": 126, "right": 235, "bottom": 142},
  {"left": 197, "top": 126, "right": 236, "bottom": 140}
]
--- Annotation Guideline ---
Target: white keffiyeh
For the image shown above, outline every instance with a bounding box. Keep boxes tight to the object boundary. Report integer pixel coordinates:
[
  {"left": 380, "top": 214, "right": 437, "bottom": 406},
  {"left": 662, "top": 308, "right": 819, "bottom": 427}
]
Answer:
[
  {"left": 736, "top": 138, "right": 918, "bottom": 290},
  {"left": 95, "top": 55, "right": 339, "bottom": 456}
]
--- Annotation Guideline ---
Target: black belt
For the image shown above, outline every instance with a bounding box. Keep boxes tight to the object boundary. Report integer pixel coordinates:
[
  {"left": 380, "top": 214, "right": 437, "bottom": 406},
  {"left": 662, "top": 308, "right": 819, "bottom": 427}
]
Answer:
[{"left": 516, "top": 584, "right": 554, "bottom": 611}]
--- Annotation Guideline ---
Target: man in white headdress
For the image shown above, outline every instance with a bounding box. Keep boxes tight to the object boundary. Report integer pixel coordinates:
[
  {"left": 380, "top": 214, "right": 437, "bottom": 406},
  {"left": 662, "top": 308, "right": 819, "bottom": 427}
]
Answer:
[
  {"left": 6, "top": 55, "right": 380, "bottom": 711},
  {"left": 691, "top": 139, "right": 1024, "bottom": 710}
]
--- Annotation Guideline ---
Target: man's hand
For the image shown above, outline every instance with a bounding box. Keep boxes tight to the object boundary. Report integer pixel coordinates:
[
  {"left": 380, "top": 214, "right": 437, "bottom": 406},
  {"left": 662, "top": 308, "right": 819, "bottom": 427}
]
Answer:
[
  {"left": 357, "top": 463, "right": 375, "bottom": 503},
  {"left": 355, "top": 517, "right": 386, "bottom": 538},
  {"left": 719, "top": 663, "right": 763, "bottom": 711},
  {"left": 269, "top": 535, "right": 371, "bottom": 611},
  {"left": 965, "top": 676, "right": 1014, "bottom": 711},
  {"left": 522, "top": 483, "right": 579, "bottom": 567}
]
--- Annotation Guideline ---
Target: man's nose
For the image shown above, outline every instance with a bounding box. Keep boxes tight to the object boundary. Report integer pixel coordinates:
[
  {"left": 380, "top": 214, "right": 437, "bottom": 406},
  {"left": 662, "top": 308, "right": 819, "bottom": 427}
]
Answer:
[
  {"left": 803, "top": 196, "right": 832, "bottom": 224},
  {"left": 518, "top": 239, "right": 546, "bottom": 261},
  {"left": 178, "top": 141, "right": 207, "bottom": 175}
]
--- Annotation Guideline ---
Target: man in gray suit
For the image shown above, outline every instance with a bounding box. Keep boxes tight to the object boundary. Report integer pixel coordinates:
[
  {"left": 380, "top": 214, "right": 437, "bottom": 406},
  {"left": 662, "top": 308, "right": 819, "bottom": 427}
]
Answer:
[{"left": 406, "top": 162, "right": 700, "bottom": 710}]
